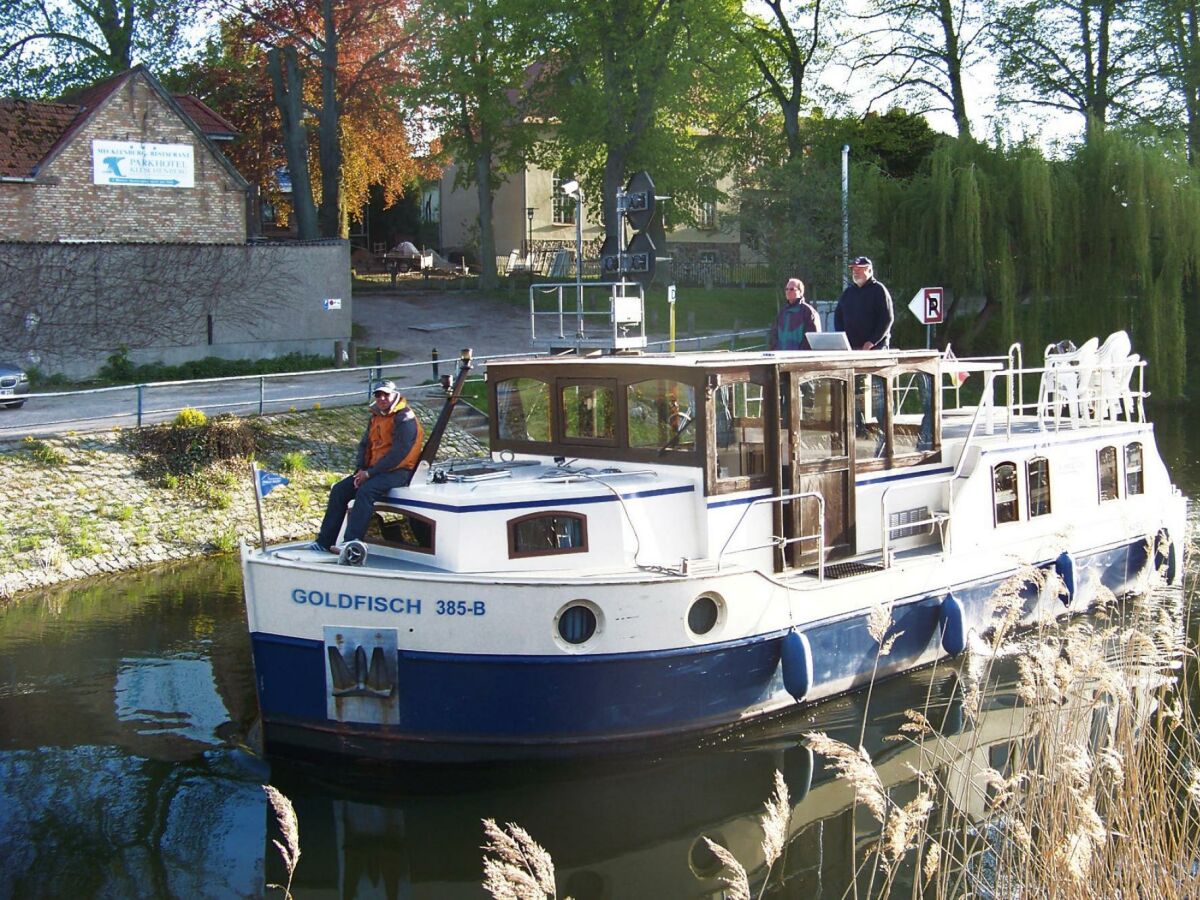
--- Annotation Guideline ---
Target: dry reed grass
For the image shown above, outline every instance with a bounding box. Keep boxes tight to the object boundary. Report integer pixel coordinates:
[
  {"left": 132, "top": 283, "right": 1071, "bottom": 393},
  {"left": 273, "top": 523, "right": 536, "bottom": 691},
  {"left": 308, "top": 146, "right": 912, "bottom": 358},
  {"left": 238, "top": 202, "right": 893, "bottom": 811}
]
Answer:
[
  {"left": 472, "top": 546, "right": 1197, "bottom": 898},
  {"left": 263, "top": 784, "right": 300, "bottom": 899}
]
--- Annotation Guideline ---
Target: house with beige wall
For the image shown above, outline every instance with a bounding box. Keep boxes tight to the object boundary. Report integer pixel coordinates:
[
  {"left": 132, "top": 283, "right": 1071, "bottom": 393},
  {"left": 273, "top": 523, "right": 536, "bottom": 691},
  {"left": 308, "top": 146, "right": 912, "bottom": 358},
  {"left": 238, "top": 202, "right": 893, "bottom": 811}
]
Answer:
[{"left": 435, "top": 161, "right": 748, "bottom": 274}]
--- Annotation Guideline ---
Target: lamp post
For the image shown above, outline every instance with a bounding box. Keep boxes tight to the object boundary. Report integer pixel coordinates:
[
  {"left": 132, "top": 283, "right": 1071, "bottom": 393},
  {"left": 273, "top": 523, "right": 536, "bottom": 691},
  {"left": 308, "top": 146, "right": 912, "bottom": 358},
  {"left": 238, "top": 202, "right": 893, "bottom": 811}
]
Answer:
[
  {"left": 525, "top": 207, "right": 534, "bottom": 289},
  {"left": 561, "top": 180, "right": 584, "bottom": 325}
]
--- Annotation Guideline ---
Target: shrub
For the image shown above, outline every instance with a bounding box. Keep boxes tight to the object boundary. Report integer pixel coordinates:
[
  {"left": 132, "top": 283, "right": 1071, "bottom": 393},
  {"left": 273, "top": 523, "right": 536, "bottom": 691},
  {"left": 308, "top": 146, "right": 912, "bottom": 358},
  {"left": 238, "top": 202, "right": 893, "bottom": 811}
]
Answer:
[
  {"left": 211, "top": 528, "right": 239, "bottom": 553},
  {"left": 126, "top": 414, "right": 271, "bottom": 481},
  {"left": 22, "top": 436, "right": 67, "bottom": 467},
  {"left": 278, "top": 451, "right": 309, "bottom": 474},
  {"left": 174, "top": 407, "right": 208, "bottom": 428}
]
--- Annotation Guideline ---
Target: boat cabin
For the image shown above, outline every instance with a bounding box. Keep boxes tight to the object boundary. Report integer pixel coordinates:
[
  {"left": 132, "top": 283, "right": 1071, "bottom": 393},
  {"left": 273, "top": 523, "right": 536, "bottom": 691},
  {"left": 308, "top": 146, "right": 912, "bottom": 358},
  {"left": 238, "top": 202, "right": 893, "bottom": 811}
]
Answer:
[{"left": 481, "top": 349, "right": 942, "bottom": 572}]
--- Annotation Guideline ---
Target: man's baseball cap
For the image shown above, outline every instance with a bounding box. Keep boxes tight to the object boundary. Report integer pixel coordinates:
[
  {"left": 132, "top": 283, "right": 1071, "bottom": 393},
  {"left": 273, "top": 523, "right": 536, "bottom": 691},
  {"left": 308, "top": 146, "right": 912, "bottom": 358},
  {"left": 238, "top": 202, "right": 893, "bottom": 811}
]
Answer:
[
  {"left": 849, "top": 256, "right": 872, "bottom": 267},
  {"left": 373, "top": 380, "right": 398, "bottom": 395}
]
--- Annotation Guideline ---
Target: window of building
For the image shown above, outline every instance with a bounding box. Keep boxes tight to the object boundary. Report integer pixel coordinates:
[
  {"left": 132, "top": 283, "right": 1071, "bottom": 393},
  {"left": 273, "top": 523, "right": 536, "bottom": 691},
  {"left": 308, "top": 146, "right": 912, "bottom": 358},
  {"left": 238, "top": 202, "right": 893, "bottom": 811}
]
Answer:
[
  {"left": 699, "top": 201, "right": 717, "bottom": 229},
  {"left": 627, "top": 379, "right": 696, "bottom": 453},
  {"left": 496, "top": 377, "right": 551, "bottom": 442},
  {"left": 1125, "top": 443, "right": 1144, "bottom": 495},
  {"left": 552, "top": 172, "right": 576, "bottom": 225},
  {"left": 1098, "top": 446, "right": 1119, "bottom": 502},
  {"left": 714, "top": 380, "right": 767, "bottom": 479},
  {"left": 1027, "top": 457, "right": 1051, "bottom": 517},
  {"left": 365, "top": 508, "right": 435, "bottom": 553},
  {"left": 993, "top": 462, "right": 1019, "bottom": 524},
  {"left": 560, "top": 381, "right": 616, "bottom": 444},
  {"left": 509, "top": 512, "right": 587, "bottom": 558},
  {"left": 699, "top": 250, "right": 718, "bottom": 266}
]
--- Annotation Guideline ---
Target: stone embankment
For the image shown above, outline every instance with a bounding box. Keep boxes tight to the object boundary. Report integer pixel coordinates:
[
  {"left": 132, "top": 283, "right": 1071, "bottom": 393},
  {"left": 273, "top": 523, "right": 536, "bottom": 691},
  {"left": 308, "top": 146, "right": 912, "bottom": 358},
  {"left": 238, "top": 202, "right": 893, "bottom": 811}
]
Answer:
[{"left": 0, "top": 404, "right": 485, "bottom": 602}]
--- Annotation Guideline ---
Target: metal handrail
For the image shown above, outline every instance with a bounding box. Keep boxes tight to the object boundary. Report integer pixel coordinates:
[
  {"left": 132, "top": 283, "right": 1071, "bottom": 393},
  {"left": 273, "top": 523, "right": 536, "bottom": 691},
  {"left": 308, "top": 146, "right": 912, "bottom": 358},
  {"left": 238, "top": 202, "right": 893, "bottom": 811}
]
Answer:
[{"left": 717, "top": 490, "right": 826, "bottom": 580}]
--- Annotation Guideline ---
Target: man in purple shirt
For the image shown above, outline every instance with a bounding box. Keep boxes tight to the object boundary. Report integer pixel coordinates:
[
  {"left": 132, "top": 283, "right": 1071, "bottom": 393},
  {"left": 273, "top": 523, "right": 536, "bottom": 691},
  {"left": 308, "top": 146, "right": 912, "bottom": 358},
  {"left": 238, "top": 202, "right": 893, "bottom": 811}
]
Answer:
[{"left": 768, "top": 278, "right": 821, "bottom": 350}]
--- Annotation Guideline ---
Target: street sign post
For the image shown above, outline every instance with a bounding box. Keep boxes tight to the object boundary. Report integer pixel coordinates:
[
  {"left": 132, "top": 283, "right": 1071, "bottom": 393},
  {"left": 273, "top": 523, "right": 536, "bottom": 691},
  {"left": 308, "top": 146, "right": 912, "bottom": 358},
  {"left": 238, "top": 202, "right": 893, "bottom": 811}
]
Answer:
[{"left": 907, "top": 286, "right": 944, "bottom": 348}]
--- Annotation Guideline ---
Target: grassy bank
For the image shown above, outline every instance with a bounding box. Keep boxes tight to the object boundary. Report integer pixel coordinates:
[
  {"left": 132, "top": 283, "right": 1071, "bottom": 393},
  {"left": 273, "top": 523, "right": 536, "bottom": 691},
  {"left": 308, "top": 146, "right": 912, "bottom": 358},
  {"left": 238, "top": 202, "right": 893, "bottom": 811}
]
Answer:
[{"left": 0, "top": 404, "right": 484, "bottom": 602}]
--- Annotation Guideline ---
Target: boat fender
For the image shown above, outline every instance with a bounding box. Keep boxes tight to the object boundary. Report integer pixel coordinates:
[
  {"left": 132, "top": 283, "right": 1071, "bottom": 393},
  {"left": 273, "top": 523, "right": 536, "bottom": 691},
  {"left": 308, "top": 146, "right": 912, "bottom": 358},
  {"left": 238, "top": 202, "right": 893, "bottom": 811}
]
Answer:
[
  {"left": 1053, "top": 551, "right": 1075, "bottom": 606},
  {"left": 1154, "top": 529, "right": 1178, "bottom": 585},
  {"left": 938, "top": 593, "right": 967, "bottom": 657},
  {"left": 781, "top": 629, "right": 814, "bottom": 703}
]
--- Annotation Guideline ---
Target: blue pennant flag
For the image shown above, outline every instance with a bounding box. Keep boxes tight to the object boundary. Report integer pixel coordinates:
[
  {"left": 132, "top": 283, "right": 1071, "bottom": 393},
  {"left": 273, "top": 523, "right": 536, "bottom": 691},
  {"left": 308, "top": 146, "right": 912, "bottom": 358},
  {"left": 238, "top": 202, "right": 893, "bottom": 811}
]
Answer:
[{"left": 256, "top": 468, "right": 289, "bottom": 498}]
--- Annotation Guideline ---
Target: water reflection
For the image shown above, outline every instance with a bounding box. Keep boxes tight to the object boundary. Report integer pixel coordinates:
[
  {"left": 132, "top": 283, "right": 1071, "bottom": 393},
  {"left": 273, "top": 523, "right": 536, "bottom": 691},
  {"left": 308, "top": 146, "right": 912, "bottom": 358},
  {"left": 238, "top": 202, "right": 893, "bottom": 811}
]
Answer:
[{"left": 0, "top": 491, "right": 1194, "bottom": 897}]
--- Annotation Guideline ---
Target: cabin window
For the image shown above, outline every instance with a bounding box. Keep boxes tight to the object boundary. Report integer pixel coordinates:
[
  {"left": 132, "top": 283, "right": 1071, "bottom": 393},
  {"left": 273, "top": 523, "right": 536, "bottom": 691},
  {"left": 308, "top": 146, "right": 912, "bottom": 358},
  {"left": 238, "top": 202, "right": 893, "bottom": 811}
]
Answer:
[
  {"left": 1125, "top": 443, "right": 1144, "bottom": 495},
  {"left": 797, "top": 377, "right": 846, "bottom": 460},
  {"left": 627, "top": 379, "right": 696, "bottom": 453},
  {"left": 1098, "top": 446, "right": 1119, "bottom": 502},
  {"left": 561, "top": 382, "right": 616, "bottom": 444},
  {"left": 993, "top": 462, "right": 1019, "bottom": 524},
  {"left": 1027, "top": 458, "right": 1051, "bottom": 517},
  {"left": 892, "top": 371, "right": 934, "bottom": 456},
  {"left": 509, "top": 512, "right": 588, "bottom": 558},
  {"left": 496, "top": 377, "right": 551, "bottom": 442},
  {"left": 853, "top": 374, "right": 888, "bottom": 461},
  {"left": 365, "top": 508, "right": 435, "bottom": 553},
  {"left": 714, "top": 380, "right": 766, "bottom": 479}
]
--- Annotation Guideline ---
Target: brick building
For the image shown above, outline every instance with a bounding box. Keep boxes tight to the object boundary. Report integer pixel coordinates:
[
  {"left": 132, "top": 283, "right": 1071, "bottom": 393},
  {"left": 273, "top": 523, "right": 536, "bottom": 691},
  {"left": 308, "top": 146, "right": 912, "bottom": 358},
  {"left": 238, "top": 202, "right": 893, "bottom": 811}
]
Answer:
[{"left": 0, "top": 66, "right": 249, "bottom": 243}]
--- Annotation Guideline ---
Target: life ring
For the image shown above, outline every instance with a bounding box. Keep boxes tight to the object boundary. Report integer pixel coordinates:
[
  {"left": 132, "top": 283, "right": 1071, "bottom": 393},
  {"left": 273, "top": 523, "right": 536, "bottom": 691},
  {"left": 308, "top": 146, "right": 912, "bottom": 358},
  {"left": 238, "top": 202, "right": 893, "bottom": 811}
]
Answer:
[
  {"left": 939, "top": 593, "right": 967, "bottom": 656},
  {"left": 781, "top": 629, "right": 814, "bottom": 702},
  {"left": 1054, "top": 551, "right": 1076, "bottom": 605}
]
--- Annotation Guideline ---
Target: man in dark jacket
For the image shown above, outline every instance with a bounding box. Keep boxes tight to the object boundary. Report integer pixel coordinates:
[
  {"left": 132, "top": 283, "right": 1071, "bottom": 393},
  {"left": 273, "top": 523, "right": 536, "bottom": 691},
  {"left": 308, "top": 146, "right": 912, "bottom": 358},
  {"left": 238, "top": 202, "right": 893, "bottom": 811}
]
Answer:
[
  {"left": 310, "top": 380, "right": 424, "bottom": 552},
  {"left": 834, "top": 256, "right": 893, "bottom": 350},
  {"left": 768, "top": 277, "right": 821, "bottom": 350}
]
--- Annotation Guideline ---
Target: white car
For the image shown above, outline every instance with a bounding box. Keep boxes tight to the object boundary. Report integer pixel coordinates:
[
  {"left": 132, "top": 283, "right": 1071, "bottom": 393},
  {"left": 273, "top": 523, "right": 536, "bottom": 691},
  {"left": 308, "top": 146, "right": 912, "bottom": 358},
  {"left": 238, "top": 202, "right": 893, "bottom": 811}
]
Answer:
[{"left": 0, "top": 363, "right": 29, "bottom": 409}]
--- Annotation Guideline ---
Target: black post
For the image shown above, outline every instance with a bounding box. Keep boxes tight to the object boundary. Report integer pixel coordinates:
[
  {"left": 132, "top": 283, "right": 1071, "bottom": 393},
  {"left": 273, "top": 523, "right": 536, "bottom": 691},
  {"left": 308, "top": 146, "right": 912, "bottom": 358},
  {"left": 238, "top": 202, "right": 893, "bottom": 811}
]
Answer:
[
  {"left": 375, "top": 346, "right": 382, "bottom": 382},
  {"left": 432, "top": 347, "right": 439, "bottom": 381}
]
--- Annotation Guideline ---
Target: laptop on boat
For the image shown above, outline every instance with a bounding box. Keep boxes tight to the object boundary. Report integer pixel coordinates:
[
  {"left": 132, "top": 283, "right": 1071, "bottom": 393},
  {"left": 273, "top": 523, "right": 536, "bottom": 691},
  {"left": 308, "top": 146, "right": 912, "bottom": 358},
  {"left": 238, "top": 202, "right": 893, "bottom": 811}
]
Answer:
[{"left": 806, "top": 331, "right": 853, "bottom": 351}]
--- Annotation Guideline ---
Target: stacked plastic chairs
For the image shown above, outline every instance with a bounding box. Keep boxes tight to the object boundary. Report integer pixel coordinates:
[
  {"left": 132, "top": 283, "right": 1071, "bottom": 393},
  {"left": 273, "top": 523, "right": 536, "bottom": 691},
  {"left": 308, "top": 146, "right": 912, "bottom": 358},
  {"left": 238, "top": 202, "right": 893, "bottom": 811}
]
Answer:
[{"left": 1037, "top": 331, "right": 1141, "bottom": 428}]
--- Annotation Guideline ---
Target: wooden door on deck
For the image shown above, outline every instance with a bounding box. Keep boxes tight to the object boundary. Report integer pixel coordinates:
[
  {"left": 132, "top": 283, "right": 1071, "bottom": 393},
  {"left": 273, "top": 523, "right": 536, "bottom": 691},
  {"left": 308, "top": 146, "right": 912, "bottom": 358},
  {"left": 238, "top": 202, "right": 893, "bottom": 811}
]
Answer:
[{"left": 785, "top": 373, "right": 855, "bottom": 568}]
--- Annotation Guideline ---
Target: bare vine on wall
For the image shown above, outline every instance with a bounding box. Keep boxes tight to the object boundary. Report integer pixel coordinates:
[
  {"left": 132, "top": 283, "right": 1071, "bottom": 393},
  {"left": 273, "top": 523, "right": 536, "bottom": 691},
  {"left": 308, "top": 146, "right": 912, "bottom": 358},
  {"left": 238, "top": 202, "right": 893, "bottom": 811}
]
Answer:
[{"left": 0, "top": 243, "right": 302, "bottom": 369}]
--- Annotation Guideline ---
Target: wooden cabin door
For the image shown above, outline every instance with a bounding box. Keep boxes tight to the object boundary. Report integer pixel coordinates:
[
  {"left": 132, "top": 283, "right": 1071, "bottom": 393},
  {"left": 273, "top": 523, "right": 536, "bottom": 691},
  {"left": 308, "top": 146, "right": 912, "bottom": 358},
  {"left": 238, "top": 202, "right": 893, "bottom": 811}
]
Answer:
[{"left": 785, "top": 373, "right": 855, "bottom": 568}]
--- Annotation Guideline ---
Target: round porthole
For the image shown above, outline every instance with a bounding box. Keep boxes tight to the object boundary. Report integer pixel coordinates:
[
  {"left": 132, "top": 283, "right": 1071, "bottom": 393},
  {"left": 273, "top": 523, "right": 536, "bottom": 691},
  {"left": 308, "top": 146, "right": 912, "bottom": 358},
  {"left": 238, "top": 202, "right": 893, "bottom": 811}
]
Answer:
[
  {"left": 557, "top": 602, "right": 598, "bottom": 645},
  {"left": 687, "top": 594, "right": 722, "bottom": 636}
]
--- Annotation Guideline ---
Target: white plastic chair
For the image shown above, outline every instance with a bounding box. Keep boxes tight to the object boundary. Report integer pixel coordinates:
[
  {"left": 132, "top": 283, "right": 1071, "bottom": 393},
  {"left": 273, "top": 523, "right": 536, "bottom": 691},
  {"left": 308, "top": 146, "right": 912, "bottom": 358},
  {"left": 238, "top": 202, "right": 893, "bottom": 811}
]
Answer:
[
  {"left": 1038, "top": 337, "right": 1098, "bottom": 428},
  {"left": 1091, "top": 332, "right": 1132, "bottom": 420}
]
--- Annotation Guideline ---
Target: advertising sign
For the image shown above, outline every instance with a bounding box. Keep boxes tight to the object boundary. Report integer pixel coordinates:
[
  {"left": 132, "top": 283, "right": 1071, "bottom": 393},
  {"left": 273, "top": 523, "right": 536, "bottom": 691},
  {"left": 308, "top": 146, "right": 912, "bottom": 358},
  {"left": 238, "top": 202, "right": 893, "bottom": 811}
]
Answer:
[{"left": 92, "top": 140, "right": 195, "bottom": 188}]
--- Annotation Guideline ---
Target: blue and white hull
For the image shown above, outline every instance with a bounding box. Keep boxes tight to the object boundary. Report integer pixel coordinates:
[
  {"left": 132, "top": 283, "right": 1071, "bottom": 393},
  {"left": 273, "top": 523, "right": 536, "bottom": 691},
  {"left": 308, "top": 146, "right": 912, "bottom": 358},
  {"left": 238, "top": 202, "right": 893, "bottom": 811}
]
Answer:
[{"left": 241, "top": 337, "right": 1186, "bottom": 760}]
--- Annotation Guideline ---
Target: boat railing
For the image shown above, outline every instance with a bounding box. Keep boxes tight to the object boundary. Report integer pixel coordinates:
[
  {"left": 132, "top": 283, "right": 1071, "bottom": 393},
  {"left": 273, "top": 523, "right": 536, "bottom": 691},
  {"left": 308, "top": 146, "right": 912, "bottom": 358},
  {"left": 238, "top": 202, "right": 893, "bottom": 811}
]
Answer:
[
  {"left": 528, "top": 280, "right": 647, "bottom": 352},
  {"left": 942, "top": 352, "right": 1147, "bottom": 435},
  {"left": 882, "top": 388, "right": 998, "bottom": 566},
  {"left": 716, "top": 491, "right": 826, "bottom": 580}
]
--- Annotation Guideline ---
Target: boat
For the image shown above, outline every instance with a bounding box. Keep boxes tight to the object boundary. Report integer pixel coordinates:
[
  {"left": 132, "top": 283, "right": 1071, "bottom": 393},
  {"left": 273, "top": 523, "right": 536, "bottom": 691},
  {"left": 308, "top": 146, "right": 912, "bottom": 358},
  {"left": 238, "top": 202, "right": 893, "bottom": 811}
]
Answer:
[{"left": 240, "top": 284, "right": 1186, "bottom": 761}]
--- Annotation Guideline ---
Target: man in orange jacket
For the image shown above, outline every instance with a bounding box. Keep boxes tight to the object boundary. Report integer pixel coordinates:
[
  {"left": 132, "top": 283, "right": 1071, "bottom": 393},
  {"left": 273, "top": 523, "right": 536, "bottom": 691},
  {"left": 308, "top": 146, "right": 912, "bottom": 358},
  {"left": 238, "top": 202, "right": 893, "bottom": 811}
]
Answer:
[{"left": 311, "top": 380, "right": 424, "bottom": 552}]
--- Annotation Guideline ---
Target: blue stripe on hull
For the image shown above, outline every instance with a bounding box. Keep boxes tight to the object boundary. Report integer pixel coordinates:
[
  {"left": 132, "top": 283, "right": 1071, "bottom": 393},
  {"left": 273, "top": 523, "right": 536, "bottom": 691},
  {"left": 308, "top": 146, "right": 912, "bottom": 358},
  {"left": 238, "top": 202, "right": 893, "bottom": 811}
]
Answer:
[{"left": 250, "top": 539, "right": 1150, "bottom": 756}]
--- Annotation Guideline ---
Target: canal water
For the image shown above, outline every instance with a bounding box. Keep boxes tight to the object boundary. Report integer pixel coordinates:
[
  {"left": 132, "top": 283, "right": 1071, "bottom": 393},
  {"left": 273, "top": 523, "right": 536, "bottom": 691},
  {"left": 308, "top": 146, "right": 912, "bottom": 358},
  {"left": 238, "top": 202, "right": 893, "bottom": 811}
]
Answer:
[{"left": 2, "top": 413, "right": 1197, "bottom": 899}]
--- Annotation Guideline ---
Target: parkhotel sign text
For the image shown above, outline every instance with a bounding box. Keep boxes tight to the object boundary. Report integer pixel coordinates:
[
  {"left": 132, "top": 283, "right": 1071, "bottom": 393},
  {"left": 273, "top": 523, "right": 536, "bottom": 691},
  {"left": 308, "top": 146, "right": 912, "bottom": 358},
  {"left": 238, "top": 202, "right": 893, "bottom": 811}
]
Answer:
[{"left": 92, "top": 140, "right": 195, "bottom": 189}]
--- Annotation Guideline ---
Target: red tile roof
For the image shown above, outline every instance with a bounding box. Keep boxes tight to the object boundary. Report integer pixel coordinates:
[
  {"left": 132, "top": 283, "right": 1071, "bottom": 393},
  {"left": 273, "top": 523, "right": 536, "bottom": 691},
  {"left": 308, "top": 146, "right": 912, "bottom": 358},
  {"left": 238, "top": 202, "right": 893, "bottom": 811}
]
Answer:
[
  {"left": 174, "top": 95, "right": 239, "bottom": 140},
  {"left": 0, "top": 71, "right": 240, "bottom": 178},
  {"left": 0, "top": 100, "right": 84, "bottom": 178}
]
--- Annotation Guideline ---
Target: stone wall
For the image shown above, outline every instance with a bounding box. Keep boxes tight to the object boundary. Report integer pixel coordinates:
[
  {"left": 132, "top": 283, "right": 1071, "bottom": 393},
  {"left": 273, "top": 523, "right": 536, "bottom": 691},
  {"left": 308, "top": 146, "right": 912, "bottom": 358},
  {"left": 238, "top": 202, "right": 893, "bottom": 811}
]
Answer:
[
  {"left": 0, "top": 74, "right": 247, "bottom": 243},
  {"left": 0, "top": 240, "right": 352, "bottom": 378}
]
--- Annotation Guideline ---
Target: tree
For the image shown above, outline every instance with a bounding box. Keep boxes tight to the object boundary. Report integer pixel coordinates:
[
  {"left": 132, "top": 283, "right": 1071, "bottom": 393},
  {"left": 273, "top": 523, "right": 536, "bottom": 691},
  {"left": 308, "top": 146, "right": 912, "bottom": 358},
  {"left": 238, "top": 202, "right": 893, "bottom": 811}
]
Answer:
[
  {"left": 852, "top": 0, "right": 988, "bottom": 139},
  {"left": 991, "top": 0, "right": 1157, "bottom": 142},
  {"left": 737, "top": 0, "right": 843, "bottom": 162},
  {"left": 543, "top": 0, "right": 748, "bottom": 236},
  {"left": 0, "top": 0, "right": 201, "bottom": 97},
  {"left": 230, "top": 0, "right": 419, "bottom": 238},
  {"left": 1146, "top": 0, "right": 1200, "bottom": 164},
  {"left": 403, "top": 0, "right": 541, "bottom": 290}
]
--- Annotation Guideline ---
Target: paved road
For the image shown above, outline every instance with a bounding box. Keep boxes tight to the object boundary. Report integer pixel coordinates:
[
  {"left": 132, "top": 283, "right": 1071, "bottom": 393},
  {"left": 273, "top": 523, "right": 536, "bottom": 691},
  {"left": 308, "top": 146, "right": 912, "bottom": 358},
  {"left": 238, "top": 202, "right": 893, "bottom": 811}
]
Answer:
[{"left": 0, "top": 290, "right": 547, "bottom": 439}]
